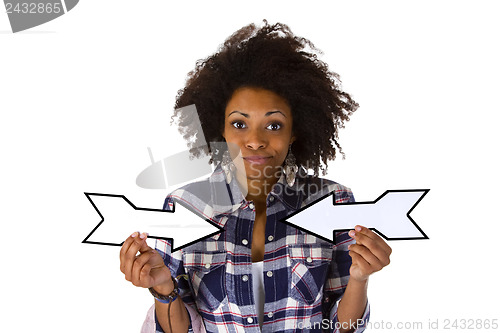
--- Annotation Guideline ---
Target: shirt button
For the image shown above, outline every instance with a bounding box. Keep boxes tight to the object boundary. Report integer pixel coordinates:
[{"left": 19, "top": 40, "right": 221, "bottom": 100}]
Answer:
[
  {"left": 269, "top": 196, "right": 275, "bottom": 202},
  {"left": 267, "top": 312, "right": 273, "bottom": 318},
  {"left": 242, "top": 275, "right": 249, "bottom": 282},
  {"left": 248, "top": 203, "right": 255, "bottom": 210},
  {"left": 242, "top": 239, "right": 249, "bottom": 245},
  {"left": 204, "top": 263, "right": 211, "bottom": 269},
  {"left": 247, "top": 317, "right": 254, "bottom": 324},
  {"left": 266, "top": 271, "right": 273, "bottom": 278},
  {"left": 306, "top": 257, "right": 313, "bottom": 263},
  {"left": 267, "top": 235, "right": 274, "bottom": 242}
]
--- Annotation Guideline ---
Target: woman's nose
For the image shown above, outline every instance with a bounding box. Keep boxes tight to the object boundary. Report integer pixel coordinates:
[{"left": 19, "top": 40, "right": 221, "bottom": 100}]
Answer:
[{"left": 245, "top": 129, "right": 267, "bottom": 150}]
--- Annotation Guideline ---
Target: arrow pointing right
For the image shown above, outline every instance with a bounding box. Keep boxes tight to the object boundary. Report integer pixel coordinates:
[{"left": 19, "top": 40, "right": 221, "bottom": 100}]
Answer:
[
  {"left": 83, "top": 193, "right": 224, "bottom": 251},
  {"left": 282, "top": 189, "right": 429, "bottom": 244}
]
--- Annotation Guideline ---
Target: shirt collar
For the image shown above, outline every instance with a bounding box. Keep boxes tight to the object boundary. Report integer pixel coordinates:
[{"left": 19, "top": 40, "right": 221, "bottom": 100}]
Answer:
[
  {"left": 209, "top": 165, "right": 245, "bottom": 216},
  {"left": 209, "top": 164, "right": 306, "bottom": 218},
  {"left": 270, "top": 167, "right": 307, "bottom": 211}
]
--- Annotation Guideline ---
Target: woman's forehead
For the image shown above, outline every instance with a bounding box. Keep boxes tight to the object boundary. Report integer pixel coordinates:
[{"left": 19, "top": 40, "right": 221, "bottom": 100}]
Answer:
[{"left": 225, "top": 87, "right": 291, "bottom": 117}]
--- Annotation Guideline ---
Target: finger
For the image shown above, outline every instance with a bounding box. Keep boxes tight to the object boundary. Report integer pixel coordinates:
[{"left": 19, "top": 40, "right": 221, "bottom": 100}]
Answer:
[
  {"left": 139, "top": 260, "right": 153, "bottom": 286},
  {"left": 140, "top": 250, "right": 168, "bottom": 285},
  {"left": 349, "top": 249, "right": 371, "bottom": 273},
  {"left": 120, "top": 232, "right": 140, "bottom": 273},
  {"left": 132, "top": 250, "right": 155, "bottom": 287},
  {"left": 140, "top": 250, "right": 172, "bottom": 289},
  {"left": 353, "top": 226, "right": 392, "bottom": 256},
  {"left": 123, "top": 233, "right": 151, "bottom": 281},
  {"left": 349, "top": 228, "right": 392, "bottom": 263},
  {"left": 349, "top": 244, "right": 384, "bottom": 272},
  {"left": 137, "top": 234, "right": 153, "bottom": 253},
  {"left": 350, "top": 232, "right": 390, "bottom": 266}
]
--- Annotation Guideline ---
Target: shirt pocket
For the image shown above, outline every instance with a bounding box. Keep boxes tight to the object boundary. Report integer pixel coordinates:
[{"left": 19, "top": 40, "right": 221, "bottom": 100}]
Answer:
[
  {"left": 288, "top": 243, "right": 334, "bottom": 305},
  {"left": 183, "top": 250, "right": 227, "bottom": 311}
]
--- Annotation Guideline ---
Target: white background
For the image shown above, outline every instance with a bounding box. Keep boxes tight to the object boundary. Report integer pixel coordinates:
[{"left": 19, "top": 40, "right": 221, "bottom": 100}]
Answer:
[{"left": 1, "top": 1, "right": 499, "bottom": 332}]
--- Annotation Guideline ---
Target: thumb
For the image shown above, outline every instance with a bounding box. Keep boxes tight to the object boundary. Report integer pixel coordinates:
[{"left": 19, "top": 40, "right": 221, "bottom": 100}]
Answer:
[{"left": 138, "top": 233, "right": 153, "bottom": 254}]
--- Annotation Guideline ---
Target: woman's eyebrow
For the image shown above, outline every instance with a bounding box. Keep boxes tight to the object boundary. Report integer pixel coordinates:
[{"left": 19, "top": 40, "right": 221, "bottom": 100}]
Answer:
[
  {"left": 265, "top": 110, "right": 287, "bottom": 117},
  {"left": 228, "top": 111, "right": 249, "bottom": 118},
  {"left": 227, "top": 110, "right": 287, "bottom": 118}
]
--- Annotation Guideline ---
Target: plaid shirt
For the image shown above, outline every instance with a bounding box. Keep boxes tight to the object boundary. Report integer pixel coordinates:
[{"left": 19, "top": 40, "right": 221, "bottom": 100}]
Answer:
[{"left": 153, "top": 166, "right": 370, "bottom": 332}]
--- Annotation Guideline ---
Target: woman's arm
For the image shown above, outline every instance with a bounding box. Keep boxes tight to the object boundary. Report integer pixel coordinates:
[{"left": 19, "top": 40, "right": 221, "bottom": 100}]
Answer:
[
  {"left": 336, "top": 278, "right": 368, "bottom": 333},
  {"left": 336, "top": 226, "right": 391, "bottom": 333},
  {"left": 119, "top": 233, "right": 190, "bottom": 333},
  {"left": 152, "top": 280, "right": 190, "bottom": 333}
]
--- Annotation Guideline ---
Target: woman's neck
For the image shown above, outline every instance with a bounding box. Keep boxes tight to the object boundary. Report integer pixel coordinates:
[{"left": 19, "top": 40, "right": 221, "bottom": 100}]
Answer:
[{"left": 236, "top": 174, "right": 277, "bottom": 205}]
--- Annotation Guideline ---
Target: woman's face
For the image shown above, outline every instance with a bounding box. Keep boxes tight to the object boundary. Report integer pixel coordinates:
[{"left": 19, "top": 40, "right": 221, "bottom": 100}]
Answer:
[{"left": 222, "top": 87, "right": 295, "bottom": 183}]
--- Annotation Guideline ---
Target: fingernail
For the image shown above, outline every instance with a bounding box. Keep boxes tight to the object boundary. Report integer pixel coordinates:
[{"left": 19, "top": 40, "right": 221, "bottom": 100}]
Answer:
[
  {"left": 349, "top": 230, "right": 356, "bottom": 238},
  {"left": 139, "top": 232, "right": 147, "bottom": 239},
  {"left": 355, "top": 226, "right": 362, "bottom": 232},
  {"left": 131, "top": 232, "right": 138, "bottom": 238}
]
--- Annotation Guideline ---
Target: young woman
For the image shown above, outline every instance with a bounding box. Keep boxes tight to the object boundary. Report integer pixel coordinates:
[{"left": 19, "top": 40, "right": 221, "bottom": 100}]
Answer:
[{"left": 120, "top": 21, "right": 391, "bottom": 333}]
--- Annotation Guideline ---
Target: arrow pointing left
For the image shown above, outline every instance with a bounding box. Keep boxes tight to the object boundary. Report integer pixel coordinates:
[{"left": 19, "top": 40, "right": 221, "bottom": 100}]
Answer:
[
  {"left": 82, "top": 193, "right": 224, "bottom": 251},
  {"left": 281, "top": 189, "right": 429, "bottom": 244}
]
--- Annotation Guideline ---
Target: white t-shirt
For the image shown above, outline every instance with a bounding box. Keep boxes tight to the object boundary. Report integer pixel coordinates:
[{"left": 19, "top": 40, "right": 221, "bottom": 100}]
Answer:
[{"left": 252, "top": 261, "right": 265, "bottom": 329}]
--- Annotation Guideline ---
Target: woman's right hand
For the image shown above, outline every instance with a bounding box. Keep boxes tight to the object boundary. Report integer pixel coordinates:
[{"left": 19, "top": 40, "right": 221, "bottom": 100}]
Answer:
[{"left": 119, "top": 232, "right": 174, "bottom": 294}]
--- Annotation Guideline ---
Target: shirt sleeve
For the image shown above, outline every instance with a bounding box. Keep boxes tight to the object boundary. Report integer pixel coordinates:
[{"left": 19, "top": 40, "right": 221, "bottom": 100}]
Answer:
[
  {"left": 151, "top": 196, "right": 205, "bottom": 333},
  {"left": 323, "top": 187, "right": 371, "bottom": 332}
]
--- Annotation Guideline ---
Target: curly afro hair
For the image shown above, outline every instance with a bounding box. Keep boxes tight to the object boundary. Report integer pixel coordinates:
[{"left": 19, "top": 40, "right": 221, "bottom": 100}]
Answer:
[{"left": 173, "top": 21, "right": 358, "bottom": 176}]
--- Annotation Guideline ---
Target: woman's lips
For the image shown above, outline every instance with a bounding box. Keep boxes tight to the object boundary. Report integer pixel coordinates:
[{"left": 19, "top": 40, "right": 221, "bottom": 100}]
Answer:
[{"left": 243, "top": 156, "right": 272, "bottom": 165}]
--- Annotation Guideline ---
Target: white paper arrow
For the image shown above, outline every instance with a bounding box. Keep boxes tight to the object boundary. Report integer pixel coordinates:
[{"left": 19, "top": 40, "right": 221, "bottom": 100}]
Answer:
[
  {"left": 282, "top": 189, "right": 429, "bottom": 243},
  {"left": 83, "top": 193, "right": 223, "bottom": 251}
]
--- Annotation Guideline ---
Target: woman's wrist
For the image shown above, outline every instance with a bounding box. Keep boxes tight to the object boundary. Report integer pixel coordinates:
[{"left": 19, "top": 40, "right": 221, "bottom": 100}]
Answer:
[
  {"left": 152, "top": 279, "right": 176, "bottom": 296},
  {"left": 347, "top": 275, "right": 369, "bottom": 290}
]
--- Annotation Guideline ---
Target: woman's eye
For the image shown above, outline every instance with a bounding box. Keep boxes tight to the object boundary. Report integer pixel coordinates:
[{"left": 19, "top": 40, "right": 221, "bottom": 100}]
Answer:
[
  {"left": 266, "top": 123, "right": 282, "bottom": 131},
  {"left": 231, "top": 121, "right": 246, "bottom": 129}
]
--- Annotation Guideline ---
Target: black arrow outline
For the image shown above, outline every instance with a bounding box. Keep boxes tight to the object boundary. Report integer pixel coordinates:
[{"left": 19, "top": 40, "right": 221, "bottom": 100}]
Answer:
[
  {"left": 82, "top": 192, "right": 224, "bottom": 251},
  {"left": 280, "top": 189, "right": 430, "bottom": 245}
]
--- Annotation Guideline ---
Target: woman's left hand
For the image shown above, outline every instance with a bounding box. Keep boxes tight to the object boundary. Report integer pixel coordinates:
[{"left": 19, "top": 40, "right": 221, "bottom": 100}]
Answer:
[{"left": 348, "top": 225, "right": 392, "bottom": 282}]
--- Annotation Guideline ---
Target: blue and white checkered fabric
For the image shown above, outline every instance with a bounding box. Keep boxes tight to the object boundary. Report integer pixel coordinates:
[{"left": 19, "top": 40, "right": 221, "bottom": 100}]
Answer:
[{"left": 153, "top": 166, "right": 370, "bottom": 332}]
